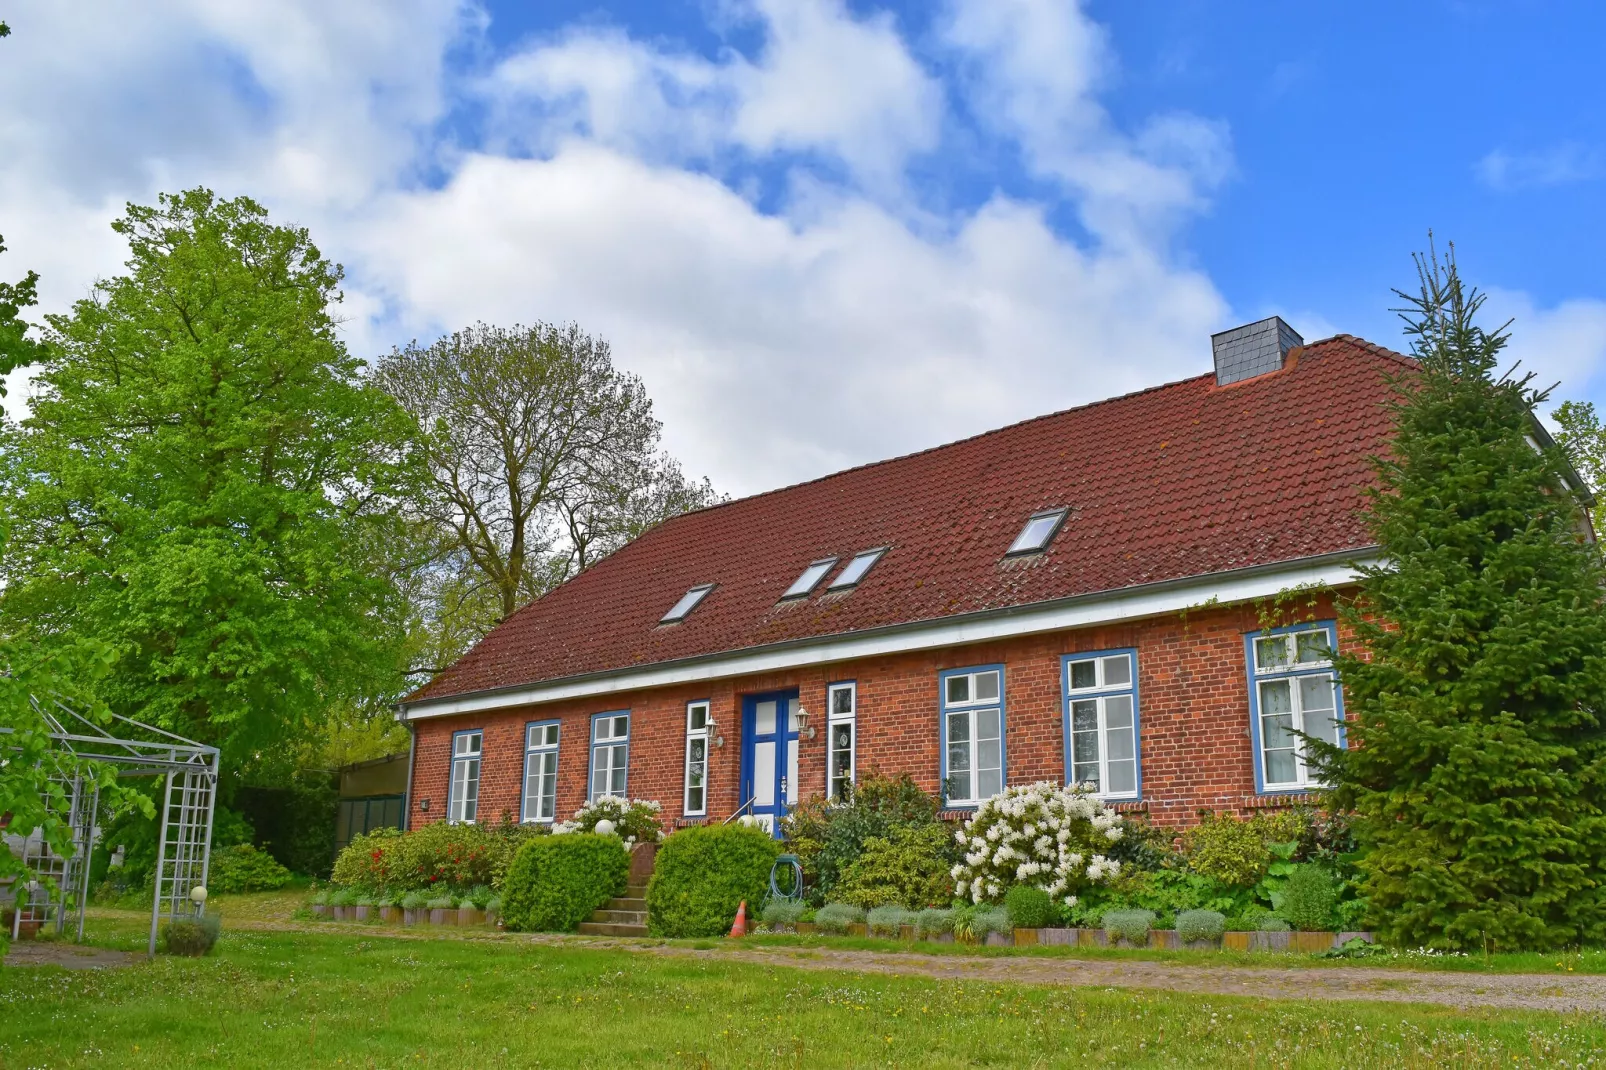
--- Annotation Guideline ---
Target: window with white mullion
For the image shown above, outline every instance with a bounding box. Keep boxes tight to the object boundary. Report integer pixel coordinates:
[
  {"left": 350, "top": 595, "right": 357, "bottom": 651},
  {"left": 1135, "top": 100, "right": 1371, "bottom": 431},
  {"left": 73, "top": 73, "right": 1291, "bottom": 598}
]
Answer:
[
  {"left": 589, "top": 712, "right": 630, "bottom": 801},
  {"left": 941, "top": 668, "right": 1004, "bottom": 807},
  {"left": 1249, "top": 624, "right": 1342, "bottom": 791},
  {"left": 684, "top": 701, "right": 710, "bottom": 815},
  {"left": 448, "top": 730, "right": 483, "bottom": 824},
  {"left": 522, "top": 722, "right": 560, "bottom": 824},
  {"left": 1064, "top": 650, "right": 1139, "bottom": 800},
  {"left": 827, "top": 682, "right": 857, "bottom": 799}
]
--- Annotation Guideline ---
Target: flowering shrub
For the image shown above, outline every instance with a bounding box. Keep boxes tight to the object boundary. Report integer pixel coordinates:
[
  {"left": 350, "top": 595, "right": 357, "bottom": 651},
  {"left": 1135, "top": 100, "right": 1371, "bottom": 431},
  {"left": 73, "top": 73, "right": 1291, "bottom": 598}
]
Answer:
[
  {"left": 949, "top": 782, "right": 1124, "bottom": 905},
  {"left": 554, "top": 797, "right": 663, "bottom": 847},
  {"left": 330, "top": 821, "right": 547, "bottom": 897}
]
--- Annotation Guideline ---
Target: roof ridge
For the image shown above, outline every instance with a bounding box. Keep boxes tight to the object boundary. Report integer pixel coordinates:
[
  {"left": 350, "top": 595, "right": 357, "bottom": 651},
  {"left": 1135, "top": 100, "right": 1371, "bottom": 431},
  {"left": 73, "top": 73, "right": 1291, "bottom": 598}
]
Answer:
[
  {"left": 1308, "top": 333, "right": 1418, "bottom": 369},
  {"left": 662, "top": 368, "right": 1217, "bottom": 526}
]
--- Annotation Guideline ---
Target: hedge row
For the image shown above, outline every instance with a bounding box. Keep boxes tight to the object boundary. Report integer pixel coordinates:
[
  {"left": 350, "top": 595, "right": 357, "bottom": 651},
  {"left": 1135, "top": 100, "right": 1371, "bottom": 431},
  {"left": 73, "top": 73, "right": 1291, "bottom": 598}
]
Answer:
[
  {"left": 647, "top": 825, "right": 780, "bottom": 938},
  {"left": 500, "top": 834, "right": 629, "bottom": 933}
]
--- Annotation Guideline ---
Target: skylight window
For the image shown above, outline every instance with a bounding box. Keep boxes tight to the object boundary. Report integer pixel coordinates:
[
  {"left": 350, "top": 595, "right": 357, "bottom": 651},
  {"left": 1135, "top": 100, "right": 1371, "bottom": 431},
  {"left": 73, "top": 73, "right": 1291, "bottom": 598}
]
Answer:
[
  {"left": 782, "top": 558, "right": 838, "bottom": 599},
  {"left": 660, "top": 583, "right": 715, "bottom": 623},
  {"left": 828, "top": 547, "right": 886, "bottom": 590},
  {"left": 1006, "top": 508, "right": 1068, "bottom": 556}
]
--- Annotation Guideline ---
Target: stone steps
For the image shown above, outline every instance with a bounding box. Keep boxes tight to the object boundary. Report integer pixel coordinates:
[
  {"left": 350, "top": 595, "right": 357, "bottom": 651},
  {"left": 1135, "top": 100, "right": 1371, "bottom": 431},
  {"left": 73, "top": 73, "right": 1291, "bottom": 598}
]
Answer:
[{"left": 579, "top": 885, "right": 650, "bottom": 937}]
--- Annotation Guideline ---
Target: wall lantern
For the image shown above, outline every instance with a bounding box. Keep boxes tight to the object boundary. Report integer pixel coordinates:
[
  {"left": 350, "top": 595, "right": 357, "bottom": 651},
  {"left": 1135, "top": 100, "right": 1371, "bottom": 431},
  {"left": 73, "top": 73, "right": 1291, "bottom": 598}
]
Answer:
[{"left": 796, "top": 705, "right": 816, "bottom": 740}]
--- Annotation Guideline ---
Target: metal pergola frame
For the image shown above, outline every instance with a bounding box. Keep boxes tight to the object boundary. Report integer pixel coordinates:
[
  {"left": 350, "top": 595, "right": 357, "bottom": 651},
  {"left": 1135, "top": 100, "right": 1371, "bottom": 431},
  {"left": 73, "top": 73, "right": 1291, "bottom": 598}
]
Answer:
[{"left": 5, "top": 696, "right": 219, "bottom": 956}]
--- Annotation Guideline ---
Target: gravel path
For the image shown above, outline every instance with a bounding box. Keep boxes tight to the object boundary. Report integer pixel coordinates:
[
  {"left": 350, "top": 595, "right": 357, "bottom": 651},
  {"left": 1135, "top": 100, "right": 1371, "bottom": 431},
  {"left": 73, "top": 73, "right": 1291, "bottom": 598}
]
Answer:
[{"left": 638, "top": 943, "right": 1606, "bottom": 1014}]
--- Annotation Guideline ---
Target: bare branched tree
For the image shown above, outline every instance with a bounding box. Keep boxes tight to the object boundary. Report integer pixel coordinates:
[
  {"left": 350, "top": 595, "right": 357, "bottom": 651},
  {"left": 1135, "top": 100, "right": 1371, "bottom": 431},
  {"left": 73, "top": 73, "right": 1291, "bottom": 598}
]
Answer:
[{"left": 375, "top": 322, "right": 719, "bottom": 648}]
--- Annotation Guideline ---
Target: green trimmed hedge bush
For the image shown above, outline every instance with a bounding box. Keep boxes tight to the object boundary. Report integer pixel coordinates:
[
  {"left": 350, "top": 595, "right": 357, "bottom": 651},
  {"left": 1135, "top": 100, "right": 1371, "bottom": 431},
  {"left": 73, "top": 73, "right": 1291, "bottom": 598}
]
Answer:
[
  {"left": 648, "top": 825, "right": 781, "bottom": 938},
  {"left": 163, "top": 913, "right": 222, "bottom": 956},
  {"left": 1102, "top": 908, "right": 1156, "bottom": 946},
  {"left": 1278, "top": 864, "right": 1338, "bottom": 931},
  {"left": 500, "top": 834, "right": 629, "bottom": 933},
  {"left": 1003, "top": 885, "right": 1053, "bottom": 929},
  {"left": 207, "top": 844, "right": 295, "bottom": 893}
]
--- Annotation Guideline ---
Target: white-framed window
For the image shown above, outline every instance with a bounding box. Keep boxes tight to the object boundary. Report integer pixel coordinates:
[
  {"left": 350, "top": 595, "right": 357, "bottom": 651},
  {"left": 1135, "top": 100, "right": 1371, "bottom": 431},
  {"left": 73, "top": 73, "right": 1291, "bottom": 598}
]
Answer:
[
  {"left": 827, "top": 682, "right": 857, "bottom": 799},
  {"left": 684, "top": 701, "right": 711, "bottom": 816},
  {"left": 522, "top": 722, "right": 560, "bottom": 823},
  {"left": 940, "top": 667, "right": 1004, "bottom": 806},
  {"left": 1062, "top": 650, "right": 1139, "bottom": 800},
  {"left": 589, "top": 712, "right": 630, "bottom": 801},
  {"left": 1247, "top": 623, "right": 1342, "bottom": 792},
  {"left": 448, "top": 730, "right": 482, "bottom": 824}
]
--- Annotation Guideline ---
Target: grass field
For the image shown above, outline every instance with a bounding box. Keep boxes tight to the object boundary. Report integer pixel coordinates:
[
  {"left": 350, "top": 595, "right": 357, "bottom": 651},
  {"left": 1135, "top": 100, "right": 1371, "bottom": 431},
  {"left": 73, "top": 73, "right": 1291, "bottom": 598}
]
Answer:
[{"left": 1, "top": 906, "right": 1604, "bottom": 1068}]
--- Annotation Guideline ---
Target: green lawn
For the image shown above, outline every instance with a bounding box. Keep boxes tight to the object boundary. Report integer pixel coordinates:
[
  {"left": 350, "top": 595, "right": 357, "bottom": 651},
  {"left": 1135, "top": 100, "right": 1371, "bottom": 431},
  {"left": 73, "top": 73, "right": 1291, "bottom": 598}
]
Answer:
[{"left": 2, "top": 915, "right": 1603, "bottom": 1068}]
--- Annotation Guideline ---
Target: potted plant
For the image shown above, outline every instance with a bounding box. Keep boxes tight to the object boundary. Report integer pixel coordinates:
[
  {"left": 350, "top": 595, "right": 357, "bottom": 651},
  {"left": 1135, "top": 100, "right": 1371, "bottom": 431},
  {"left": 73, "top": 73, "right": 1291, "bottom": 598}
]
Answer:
[
  {"left": 354, "top": 896, "right": 374, "bottom": 923},
  {"left": 427, "top": 895, "right": 456, "bottom": 926},
  {"left": 1101, "top": 908, "right": 1155, "bottom": 949},
  {"left": 401, "top": 891, "right": 428, "bottom": 927},
  {"left": 331, "top": 888, "right": 358, "bottom": 921},
  {"left": 916, "top": 907, "right": 955, "bottom": 943},
  {"left": 485, "top": 895, "right": 502, "bottom": 929},
  {"left": 376, "top": 897, "right": 401, "bottom": 924},
  {"left": 457, "top": 896, "right": 484, "bottom": 927}
]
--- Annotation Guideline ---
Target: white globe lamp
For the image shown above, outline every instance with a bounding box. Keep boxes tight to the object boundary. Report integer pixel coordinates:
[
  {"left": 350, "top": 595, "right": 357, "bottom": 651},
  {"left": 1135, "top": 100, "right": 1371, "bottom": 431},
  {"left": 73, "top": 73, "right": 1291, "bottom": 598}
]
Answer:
[{"left": 594, "top": 818, "right": 617, "bottom": 837}]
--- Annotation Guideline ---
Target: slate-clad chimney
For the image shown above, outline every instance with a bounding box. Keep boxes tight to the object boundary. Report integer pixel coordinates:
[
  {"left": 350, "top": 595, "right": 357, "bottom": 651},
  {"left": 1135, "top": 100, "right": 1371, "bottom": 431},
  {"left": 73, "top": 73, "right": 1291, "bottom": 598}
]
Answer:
[{"left": 1211, "top": 316, "right": 1303, "bottom": 386}]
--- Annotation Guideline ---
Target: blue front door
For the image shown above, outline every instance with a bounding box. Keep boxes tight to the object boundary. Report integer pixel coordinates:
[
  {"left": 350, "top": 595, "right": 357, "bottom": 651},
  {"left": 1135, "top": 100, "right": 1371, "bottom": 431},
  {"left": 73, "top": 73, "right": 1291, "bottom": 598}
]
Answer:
[{"left": 740, "top": 691, "right": 800, "bottom": 835}]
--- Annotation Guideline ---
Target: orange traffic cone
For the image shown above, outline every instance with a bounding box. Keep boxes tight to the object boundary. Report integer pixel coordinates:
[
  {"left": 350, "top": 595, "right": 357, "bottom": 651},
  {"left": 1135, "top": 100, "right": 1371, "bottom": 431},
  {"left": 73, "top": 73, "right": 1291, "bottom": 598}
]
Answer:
[{"left": 728, "top": 900, "right": 749, "bottom": 938}]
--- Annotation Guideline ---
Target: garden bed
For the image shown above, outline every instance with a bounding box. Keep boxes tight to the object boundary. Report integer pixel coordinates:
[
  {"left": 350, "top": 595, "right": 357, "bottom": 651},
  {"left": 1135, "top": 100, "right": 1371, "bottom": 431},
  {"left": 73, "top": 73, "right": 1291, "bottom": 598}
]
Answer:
[{"left": 775, "top": 922, "right": 1371, "bottom": 953}]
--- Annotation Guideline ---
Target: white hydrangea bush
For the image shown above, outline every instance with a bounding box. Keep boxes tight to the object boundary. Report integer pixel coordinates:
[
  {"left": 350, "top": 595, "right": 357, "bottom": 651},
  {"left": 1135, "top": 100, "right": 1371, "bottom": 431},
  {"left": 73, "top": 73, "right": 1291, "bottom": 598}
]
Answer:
[
  {"left": 554, "top": 796, "right": 664, "bottom": 847},
  {"left": 949, "top": 781, "right": 1124, "bottom": 905}
]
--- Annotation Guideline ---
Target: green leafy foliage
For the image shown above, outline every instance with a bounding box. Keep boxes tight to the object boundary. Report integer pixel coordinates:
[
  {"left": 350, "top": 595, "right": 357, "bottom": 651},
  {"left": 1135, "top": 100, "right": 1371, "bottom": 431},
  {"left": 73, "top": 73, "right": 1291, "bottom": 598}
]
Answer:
[
  {"left": 1003, "top": 884, "right": 1053, "bottom": 929},
  {"left": 1319, "top": 245, "right": 1606, "bottom": 951},
  {"left": 646, "top": 824, "right": 780, "bottom": 938},
  {"left": 760, "top": 899, "right": 806, "bottom": 926},
  {"left": 162, "top": 913, "right": 222, "bottom": 956},
  {"left": 0, "top": 190, "right": 418, "bottom": 771},
  {"left": 0, "top": 233, "right": 43, "bottom": 389},
  {"left": 916, "top": 907, "right": 955, "bottom": 938},
  {"left": 235, "top": 779, "right": 339, "bottom": 878},
  {"left": 952, "top": 904, "right": 1011, "bottom": 943},
  {"left": 1102, "top": 908, "right": 1155, "bottom": 946},
  {"left": 814, "top": 903, "right": 866, "bottom": 935},
  {"left": 206, "top": 845, "right": 294, "bottom": 894},
  {"left": 500, "top": 834, "right": 628, "bottom": 933},
  {"left": 1277, "top": 864, "right": 1339, "bottom": 932},
  {"left": 832, "top": 823, "right": 955, "bottom": 909},
  {"left": 1176, "top": 909, "right": 1227, "bottom": 943},
  {"left": 1182, "top": 810, "right": 1304, "bottom": 888},
  {"left": 782, "top": 772, "right": 944, "bottom": 906},
  {"left": 331, "top": 821, "right": 547, "bottom": 897},
  {"left": 865, "top": 905, "right": 916, "bottom": 936}
]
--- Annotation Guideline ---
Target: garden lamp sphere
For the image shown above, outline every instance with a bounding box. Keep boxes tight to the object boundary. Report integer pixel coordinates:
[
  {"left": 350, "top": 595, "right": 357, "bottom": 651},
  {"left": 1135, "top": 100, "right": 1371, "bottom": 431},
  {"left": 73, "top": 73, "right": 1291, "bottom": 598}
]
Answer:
[
  {"left": 190, "top": 885, "right": 208, "bottom": 905},
  {"left": 594, "top": 818, "right": 617, "bottom": 837}
]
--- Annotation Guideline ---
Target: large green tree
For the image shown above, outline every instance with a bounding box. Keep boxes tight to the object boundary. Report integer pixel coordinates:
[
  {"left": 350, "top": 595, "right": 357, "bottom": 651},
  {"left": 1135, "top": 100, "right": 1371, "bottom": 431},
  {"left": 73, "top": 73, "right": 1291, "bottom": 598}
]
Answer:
[
  {"left": 1320, "top": 245, "right": 1606, "bottom": 950},
  {"left": 375, "top": 322, "right": 719, "bottom": 673},
  {"left": 0, "top": 190, "right": 417, "bottom": 769}
]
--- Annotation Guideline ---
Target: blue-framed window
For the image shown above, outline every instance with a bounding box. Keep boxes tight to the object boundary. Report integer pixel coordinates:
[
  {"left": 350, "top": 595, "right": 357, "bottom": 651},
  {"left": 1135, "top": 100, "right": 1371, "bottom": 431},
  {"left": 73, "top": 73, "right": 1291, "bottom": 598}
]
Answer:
[
  {"left": 1061, "top": 649, "right": 1140, "bottom": 800},
  {"left": 447, "top": 729, "right": 483, "bottom": 824},
  {"left": 1245, "top": 621, "right": 1344, "bottom": 793},
  {"left": 827, "top": 681, "right": 857, "bottom": 800},
  {"left": 939, "top": 666, "right": 1005, "bottom": 807},
  {"left": 522, "top": 721, "right": 560, "bottom": 823},
  {"left": 589, "top": 711, "right": 630, "bottom": 801},
  {"left": 684, "top": 701, "right": 711, "bottom": 816}
]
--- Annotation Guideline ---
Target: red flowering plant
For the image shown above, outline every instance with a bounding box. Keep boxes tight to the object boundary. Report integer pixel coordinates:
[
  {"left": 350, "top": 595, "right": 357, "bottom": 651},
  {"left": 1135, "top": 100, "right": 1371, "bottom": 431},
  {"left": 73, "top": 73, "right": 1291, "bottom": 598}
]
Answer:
[{"left": 330, "top": 818, "right": 547, "bottom": 898}]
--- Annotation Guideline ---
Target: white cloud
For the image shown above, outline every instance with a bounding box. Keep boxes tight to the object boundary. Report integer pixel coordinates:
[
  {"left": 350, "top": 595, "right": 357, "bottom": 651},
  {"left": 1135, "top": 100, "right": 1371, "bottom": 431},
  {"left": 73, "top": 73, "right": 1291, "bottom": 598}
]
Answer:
[
  {"left": 356, "top": 144, "right": 1225, "bottom": 490},
  {"left": 940, "top": 0, "right": 1231, "bottom": 247},
  {"left": 1485, "top": 289, "right": 1606, "bottom": 404},
  {"left": 1477, "top": 143, "right": 1605, "bottom": 192},
  {"left": 480, "top": 0, "right": 941, "bottom": 190}
]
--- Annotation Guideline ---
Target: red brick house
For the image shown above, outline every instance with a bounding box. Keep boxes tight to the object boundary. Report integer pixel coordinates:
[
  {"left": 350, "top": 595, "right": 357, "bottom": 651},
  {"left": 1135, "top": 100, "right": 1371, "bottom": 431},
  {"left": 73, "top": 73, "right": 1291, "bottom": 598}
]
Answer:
[{"left": 396, "top": 318, "right": 1564, "bottom": 833}]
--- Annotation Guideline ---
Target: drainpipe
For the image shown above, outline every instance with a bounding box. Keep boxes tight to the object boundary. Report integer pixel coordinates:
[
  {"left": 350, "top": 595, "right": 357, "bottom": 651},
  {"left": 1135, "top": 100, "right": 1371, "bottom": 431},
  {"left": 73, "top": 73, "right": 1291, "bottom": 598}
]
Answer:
[{"left": 398, "top": 704, "right": 417, "bottom": 832}]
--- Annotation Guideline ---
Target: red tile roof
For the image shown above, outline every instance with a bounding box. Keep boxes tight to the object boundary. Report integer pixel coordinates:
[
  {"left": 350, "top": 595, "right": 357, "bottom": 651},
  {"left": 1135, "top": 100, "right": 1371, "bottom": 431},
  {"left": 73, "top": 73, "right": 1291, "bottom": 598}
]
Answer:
[{"left": 410, "top": 335, "right": 1412, "bottom": 702}]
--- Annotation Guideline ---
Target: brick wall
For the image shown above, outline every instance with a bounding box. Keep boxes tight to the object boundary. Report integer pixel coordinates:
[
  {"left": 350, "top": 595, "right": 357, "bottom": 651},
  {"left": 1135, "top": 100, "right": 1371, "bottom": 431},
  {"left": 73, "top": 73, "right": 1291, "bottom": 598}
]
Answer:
[{"left": 407, "top": 596, "right": 1352, "bottom": 833}]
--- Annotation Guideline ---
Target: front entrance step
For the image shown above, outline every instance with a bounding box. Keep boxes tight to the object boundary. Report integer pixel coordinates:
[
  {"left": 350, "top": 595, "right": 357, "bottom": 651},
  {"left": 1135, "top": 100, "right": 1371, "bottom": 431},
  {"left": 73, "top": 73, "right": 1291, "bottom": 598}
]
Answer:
[
  {"left": 590, "top": 908, "right": 646, "bottom": 925},
  {"left": 606, "top": 897, "right": 646, "bottom": 912},
  {"left": 578, "top": 920, "right": 647, "bottom": 937}
]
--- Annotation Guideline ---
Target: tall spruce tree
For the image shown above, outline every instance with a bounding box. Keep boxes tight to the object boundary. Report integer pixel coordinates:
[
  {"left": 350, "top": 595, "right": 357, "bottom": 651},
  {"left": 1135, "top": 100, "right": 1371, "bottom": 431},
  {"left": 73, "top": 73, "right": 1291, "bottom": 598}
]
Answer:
[{"left": 1320, "top": 244, "right": 1606, "bottom": 950}]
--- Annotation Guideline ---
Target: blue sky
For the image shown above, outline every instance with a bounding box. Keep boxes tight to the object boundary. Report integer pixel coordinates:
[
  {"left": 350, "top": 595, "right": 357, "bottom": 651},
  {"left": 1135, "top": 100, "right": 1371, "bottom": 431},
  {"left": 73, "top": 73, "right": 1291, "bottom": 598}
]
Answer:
[{"left": 2, "top": 1, "right": 1603, "bottom": 495}]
